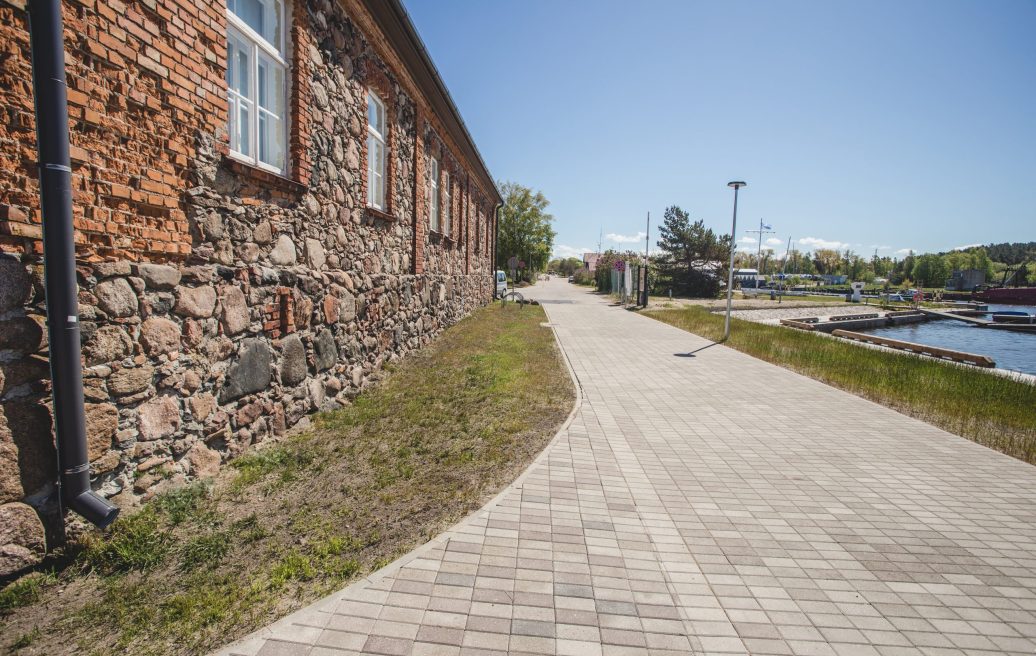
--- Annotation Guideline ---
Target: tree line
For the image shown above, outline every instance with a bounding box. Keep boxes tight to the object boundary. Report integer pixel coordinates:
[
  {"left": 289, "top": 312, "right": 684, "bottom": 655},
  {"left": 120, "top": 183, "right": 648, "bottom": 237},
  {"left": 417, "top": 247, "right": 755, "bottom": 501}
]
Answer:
[{"left": 494, "top": 187, "right": 1034, "bottom": 293}]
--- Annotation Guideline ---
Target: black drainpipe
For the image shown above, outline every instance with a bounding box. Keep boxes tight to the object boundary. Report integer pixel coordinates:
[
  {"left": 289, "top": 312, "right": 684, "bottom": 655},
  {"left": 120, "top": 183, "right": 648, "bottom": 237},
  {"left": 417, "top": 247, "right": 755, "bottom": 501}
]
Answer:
[{"left": 28, "top": 0, "right": 120, "bottom": 529}]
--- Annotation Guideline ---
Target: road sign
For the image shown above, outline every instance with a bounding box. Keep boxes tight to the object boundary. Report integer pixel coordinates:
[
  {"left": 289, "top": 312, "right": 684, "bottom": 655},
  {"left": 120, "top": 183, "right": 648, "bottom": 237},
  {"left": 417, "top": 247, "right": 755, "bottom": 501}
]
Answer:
[
  {"left": 518, "top": 260, "right": 526, "bottom": 269},
  {"left": 507, "top": 256, "right": 518, "bottom": 270}
]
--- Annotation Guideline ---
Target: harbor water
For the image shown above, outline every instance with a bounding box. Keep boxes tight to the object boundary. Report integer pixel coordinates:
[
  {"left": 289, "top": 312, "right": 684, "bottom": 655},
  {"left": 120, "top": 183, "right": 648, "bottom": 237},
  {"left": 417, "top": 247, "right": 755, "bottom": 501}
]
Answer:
[{"left": 862, "top": 304, "right": 1036, "bottom": 376}]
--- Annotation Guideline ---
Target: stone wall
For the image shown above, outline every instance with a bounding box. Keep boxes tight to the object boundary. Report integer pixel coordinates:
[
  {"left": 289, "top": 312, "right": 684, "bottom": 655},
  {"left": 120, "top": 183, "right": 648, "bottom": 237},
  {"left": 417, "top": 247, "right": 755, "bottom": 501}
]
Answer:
[{"left": 0, "top": 0, "right": 499, "bottom": 576}]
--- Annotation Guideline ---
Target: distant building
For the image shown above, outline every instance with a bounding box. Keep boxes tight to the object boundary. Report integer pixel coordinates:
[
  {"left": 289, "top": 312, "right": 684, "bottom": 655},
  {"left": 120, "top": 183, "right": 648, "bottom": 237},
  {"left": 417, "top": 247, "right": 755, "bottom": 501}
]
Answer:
[
  {"left": 946, "top": 269, "right": 986, "bottom": 291},
  {"left": 821, "top": 275, "right": 848, "bottom": 285},
  {"left": 583, "top": 252, "right": 601, "bottom": 273}
]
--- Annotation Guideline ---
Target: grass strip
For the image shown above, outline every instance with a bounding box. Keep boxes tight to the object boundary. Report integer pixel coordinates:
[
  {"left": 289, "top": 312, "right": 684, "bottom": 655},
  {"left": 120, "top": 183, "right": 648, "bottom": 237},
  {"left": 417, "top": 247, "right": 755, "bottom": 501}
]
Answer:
[
  {"left": 645, "top": 306, "right": 1036, "bottom": 463},
  {"left": 0, "top": 303, "right": 573, "bottom": 656}
]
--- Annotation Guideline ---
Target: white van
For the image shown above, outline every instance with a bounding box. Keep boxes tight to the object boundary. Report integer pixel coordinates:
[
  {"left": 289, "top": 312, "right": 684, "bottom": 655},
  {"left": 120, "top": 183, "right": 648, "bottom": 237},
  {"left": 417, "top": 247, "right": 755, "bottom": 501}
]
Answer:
[{"left": 495, "top": 270, "right": 507, "bottom": 297}]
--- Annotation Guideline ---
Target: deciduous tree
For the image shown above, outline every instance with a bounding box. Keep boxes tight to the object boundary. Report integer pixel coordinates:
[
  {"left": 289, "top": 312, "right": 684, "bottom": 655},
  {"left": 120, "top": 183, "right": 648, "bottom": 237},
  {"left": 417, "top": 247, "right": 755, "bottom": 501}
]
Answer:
[{"left": 496, "top": 181, "right": 556, "bottom": 281}]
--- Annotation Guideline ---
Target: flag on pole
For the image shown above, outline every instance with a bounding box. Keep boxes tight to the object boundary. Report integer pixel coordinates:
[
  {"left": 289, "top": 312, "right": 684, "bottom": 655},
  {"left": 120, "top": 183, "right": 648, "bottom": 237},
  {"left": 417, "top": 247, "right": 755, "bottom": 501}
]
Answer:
[{"left": 762, "top": 223, "right": 773, "bottom": 230}]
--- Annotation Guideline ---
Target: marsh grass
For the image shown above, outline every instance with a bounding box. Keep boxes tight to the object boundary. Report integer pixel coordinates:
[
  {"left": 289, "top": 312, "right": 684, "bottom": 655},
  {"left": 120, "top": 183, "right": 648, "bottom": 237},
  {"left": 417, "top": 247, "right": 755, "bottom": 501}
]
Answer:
[
  {"left": 0, "top": 303, "right": 573, "bottom": 656},
  {"left": 646, "top": 306, "right": 1036, "bottom": 463}
]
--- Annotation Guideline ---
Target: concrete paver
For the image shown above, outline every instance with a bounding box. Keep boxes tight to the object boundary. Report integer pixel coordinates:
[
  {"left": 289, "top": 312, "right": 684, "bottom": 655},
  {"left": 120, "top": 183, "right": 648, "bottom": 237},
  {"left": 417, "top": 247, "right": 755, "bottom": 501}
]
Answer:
[{"left": 216, "top": 278, "right": 1036, "bottom": 655}]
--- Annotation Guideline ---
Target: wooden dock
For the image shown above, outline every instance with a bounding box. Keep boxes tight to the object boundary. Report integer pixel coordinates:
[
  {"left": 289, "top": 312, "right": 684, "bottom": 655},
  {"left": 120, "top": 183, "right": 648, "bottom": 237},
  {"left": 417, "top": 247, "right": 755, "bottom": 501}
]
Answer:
[
  {"left": 832, "top": 329, "right": 996, "bottom": 368},
  {"left": 917, "top": 308, "right": 992, "bottom": 325},
  {"left": 780, "top": 313, "right": 899, "bottom": 333},
  {"left": 918, "top": 308, "right": 1036, "bottom": 332}
]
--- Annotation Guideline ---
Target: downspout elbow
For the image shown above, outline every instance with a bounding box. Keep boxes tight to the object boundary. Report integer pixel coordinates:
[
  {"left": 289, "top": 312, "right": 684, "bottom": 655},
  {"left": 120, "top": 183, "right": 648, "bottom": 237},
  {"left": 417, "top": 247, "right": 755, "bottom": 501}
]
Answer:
[{"left": 64, "top": 466, "right": 120, "bottom": 529}]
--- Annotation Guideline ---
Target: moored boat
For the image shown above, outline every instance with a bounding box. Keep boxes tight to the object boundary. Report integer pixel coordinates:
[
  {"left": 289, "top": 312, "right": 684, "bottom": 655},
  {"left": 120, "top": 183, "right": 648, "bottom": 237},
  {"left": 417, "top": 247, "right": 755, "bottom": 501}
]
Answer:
[{"left": 991, "top": 311, "right": 1035, "bottom": 324}]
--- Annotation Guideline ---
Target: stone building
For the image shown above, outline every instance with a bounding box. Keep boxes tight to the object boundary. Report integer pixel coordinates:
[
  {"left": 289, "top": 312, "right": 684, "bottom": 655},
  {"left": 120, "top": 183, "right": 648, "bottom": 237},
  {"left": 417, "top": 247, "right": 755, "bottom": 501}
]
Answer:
[{"left": 0, "top": 0, "right": 500, "bottom": 574}]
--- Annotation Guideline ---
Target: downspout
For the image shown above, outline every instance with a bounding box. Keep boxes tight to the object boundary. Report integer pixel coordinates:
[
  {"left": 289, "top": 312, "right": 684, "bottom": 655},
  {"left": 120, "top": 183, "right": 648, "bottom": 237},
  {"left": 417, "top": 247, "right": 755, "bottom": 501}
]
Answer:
[{"left": 28, "top": 0, "right": 120, "bottom": 529}]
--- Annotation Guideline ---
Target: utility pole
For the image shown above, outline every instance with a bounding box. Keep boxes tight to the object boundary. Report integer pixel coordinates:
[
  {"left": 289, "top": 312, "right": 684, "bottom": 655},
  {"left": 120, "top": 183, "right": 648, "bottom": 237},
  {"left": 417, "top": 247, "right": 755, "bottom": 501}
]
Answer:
[
  {"left": 745, "top": 218, "right": 774, "bottom": 283},
  {"left": 778, "top": 236, "right": 792, "bottom": 304},
  {"left": 725, "top": 182, "right": 747, "bottom": 340},
  {"left": 642, "top": 211, "right": 650, "bottom": 306}
]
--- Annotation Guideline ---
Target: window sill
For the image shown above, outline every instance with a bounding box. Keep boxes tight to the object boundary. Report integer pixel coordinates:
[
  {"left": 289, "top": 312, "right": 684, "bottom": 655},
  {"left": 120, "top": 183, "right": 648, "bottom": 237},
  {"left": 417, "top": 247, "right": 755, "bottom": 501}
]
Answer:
[
  {"left": 222, "top": 155, "right": 307, "bottom": 194},
  {"left": 430, "top": 230, "right": 460, "bottom": 243},
  {"left": 366, "top": 206, "right": 398, "bottom": 223}
]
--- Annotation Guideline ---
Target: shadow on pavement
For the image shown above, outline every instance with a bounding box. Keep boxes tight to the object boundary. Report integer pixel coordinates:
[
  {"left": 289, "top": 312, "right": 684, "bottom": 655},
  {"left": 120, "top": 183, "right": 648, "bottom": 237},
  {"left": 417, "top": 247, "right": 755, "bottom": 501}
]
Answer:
[{"left": 673, "top": 341, "right": 723, "bottom": 358}]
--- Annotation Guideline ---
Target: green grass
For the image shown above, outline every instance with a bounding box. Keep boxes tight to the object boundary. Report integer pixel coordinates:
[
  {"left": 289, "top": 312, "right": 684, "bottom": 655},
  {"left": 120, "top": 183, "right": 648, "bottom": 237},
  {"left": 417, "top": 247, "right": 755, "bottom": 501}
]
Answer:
[
  {"left": 0, "top": 574, "right": 55, "bottom": 616},
  {"left": 0, "top": 303, "right": 572, "bottom": 656},
  {"left": 645, "top": 306, "right": 1036, "bottom": 463}
]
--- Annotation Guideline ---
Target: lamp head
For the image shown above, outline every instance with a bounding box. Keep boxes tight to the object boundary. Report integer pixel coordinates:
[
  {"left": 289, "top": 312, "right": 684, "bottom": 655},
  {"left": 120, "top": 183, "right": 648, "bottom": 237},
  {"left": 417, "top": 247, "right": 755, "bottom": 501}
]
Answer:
[{"left": 727, "top": 181, "right": 747, "bottom": 189}]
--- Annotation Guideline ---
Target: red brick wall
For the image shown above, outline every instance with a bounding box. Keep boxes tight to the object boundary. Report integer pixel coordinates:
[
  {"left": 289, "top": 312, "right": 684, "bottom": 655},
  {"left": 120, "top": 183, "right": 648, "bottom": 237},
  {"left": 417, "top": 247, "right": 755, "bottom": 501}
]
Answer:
[
  {"left": 0, "top": 0, "right": 318, "bottom": 261},
  {"left": 0, "top": 0, "right": 225, "bottom": 260}
]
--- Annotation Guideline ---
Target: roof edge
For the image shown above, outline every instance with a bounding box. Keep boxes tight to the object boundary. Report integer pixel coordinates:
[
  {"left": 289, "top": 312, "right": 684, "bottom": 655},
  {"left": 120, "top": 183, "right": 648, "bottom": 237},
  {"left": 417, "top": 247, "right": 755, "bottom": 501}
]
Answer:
[{"left": 362, "top": 0, "right": 502, "bottom": 205}]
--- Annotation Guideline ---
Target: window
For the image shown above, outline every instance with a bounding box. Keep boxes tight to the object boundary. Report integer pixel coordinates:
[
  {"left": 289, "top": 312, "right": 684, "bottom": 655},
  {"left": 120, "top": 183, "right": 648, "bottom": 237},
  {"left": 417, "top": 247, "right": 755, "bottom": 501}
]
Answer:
[
  {"left": 442, "top": 171, "right": 451, "bottom": 238},
  {"left": 367, "top": 91, "right": 387, "bottom": 210},
  {"left": 227, "top": 0, "right": 288, "bottom": 173},
  {"left": 428, "top": 157, "right": 440, "bottom": 232}
]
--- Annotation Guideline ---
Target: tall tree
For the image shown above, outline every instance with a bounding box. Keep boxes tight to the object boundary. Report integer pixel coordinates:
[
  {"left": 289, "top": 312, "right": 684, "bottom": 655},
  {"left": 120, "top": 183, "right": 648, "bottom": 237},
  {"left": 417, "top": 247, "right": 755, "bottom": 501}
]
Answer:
[
  {"left": 912, "top": 254, "right": 949, "bottom": 288},
  {"left": 496, "top": 181, "right": 556, "bottom": 281},
  {"left": 655, "top": 206, "right": 730, "bottom": 297},
  {"left": 812, "top": 249, "right": 841, "bottom": 275}
]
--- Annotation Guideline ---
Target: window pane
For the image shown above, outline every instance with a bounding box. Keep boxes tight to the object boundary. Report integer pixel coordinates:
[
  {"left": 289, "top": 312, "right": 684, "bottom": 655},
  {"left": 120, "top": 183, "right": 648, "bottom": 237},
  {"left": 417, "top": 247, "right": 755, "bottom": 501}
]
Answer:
[
  {"left": 443, "top": 175, "right": 451, "bottom": 236},
  {"left": 257, "top": 56, "right": 284, "bottom": 116},
  {"left": 237, "top": 100, "right": 252, "bottom": 156},
  {"left": 375, "top": 173, "right": 384, "bottom": 210},
  {"left": 227, "top": 33, "right": 250, "bottom": 97},
  {"left": 367, "top": 134, "right": 376, "bottom": 205},
  {"left": 228, "top": 93, "right": 237, "bottom": 151},
  {"left": 367, "top": 92, "right": 384, "bottom": 135},
  {"left": 375, "top": 142, "right": 385, "bottom": 208},
  {"left": 256, "top": 55, "right": 285, "bottom": 169},
  {"left": 230, "top": 0, "right": 282, "bottom": 51},
  {"left": 429, "top": 159, "right": 439, "bottom": 231}
]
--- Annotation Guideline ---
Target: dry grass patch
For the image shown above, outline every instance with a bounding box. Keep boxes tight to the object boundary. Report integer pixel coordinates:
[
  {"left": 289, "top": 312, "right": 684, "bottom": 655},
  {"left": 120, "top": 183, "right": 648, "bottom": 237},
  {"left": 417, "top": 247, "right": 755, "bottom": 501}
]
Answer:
[{"left": 0, "top": 303, "right": 573, "bottom": 656}]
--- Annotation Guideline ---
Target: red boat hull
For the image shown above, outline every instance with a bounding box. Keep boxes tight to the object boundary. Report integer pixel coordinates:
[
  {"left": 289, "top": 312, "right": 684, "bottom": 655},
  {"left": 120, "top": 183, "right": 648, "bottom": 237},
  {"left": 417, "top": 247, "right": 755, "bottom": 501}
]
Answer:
[{"left": 974, "top": 287, "right": 1036, "bottom": 304}]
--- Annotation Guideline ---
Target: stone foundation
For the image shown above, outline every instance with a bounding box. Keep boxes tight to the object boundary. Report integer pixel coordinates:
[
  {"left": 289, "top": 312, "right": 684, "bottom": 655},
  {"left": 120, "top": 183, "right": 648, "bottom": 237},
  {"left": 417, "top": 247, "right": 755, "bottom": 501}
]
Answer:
[{"left": 0, "top": 250, "right": 492, "bottom": 571}]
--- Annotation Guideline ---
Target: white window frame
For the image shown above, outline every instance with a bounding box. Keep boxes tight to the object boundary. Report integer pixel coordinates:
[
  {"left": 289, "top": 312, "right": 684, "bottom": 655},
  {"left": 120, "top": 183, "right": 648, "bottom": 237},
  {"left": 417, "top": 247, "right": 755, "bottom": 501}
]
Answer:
[
  {"left": 428, "top": 157, "right": 440, "bottom": 233},
  {"left": 226, "top": 0, "right": 289, "bottom": 175},
  {"left": 442, "top": 170, "right": 451, "bottom": 238},
  {"left": 367, "top": 90, "right": 388, "bottom": 210}
]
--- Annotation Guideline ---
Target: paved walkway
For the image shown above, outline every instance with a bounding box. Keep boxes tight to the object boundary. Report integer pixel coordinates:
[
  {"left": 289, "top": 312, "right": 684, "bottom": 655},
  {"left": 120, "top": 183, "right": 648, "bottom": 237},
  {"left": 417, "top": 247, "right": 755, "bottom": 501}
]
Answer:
[{"left": 218, "top": 278, "right": 1036, "bottom": 656}]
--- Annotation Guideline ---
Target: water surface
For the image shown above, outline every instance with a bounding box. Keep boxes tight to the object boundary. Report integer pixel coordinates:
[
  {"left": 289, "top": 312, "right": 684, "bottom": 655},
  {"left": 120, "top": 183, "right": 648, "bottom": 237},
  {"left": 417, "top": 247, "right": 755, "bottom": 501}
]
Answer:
[{"left": 863, "top": 304, "right": 1036, "bottom": 375}]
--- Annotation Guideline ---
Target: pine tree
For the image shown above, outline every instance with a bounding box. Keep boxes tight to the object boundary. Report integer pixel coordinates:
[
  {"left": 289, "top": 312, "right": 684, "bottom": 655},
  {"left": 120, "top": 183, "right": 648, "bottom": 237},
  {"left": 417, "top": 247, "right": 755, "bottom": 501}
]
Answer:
[{"left": 655, "top": 206, "right": 730, "bottom": 297}]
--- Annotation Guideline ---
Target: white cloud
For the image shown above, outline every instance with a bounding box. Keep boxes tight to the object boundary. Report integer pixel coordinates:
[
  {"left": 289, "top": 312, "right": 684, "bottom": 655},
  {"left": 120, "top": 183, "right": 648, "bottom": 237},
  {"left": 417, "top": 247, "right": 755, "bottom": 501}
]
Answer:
[
  {"left": 553, "top": 244, "right": 590, "bottom": 259},
  {"left": 605, "top": 231, "right": 646, "bottom": 244},
  {"left": 894, "top": 248, "right": 915, "bottom": 256},
  {"left": 738, "top": 236, "right": 757, "bottom": 245},
  {"left": 798, "top": 236, "right": 849, "bottom": 251},
  {"left": 952, "top": 243, "right": 982, "bottom": 251},
  {"left": 765, "top": 237, "right": 784, "bottom": 246}
]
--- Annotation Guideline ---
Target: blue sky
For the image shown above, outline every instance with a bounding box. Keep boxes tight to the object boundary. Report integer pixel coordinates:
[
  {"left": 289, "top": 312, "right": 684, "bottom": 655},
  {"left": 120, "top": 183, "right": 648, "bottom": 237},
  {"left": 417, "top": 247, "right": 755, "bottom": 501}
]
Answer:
[{"left": 403, "top": 0, "right": 1036, "bottom": 260}]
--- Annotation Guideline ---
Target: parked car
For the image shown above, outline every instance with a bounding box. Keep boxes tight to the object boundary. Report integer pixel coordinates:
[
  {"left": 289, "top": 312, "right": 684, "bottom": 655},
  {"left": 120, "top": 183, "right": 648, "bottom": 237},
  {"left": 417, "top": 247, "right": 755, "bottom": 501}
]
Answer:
[
  {"left": 886, "top": 293, "right": 906, "bottom": 302},
  {"left": 495, "top": 270, "right": 508, "bottom": 297},
  {"left": 568, "top": 275, "right": 574, "bottom": 283}
]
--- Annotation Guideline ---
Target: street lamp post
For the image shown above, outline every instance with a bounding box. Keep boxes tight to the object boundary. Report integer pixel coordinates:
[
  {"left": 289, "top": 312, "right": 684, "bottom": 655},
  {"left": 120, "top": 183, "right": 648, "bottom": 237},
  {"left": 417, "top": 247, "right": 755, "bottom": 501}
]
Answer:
[{"left": 724, "top": 181, "right": 747, "bottom": 340}]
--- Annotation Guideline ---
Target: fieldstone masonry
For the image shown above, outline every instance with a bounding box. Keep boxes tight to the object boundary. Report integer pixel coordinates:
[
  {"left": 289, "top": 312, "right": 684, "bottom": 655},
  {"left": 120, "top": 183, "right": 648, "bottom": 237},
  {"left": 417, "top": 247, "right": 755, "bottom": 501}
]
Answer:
[{"left": 0, "top": 0, "right": 499, "bottom": 575}]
